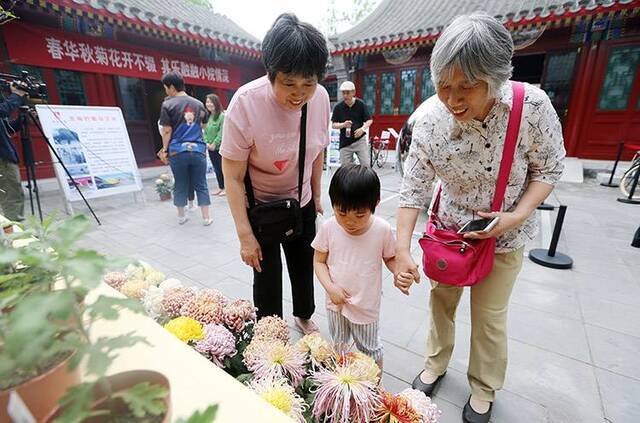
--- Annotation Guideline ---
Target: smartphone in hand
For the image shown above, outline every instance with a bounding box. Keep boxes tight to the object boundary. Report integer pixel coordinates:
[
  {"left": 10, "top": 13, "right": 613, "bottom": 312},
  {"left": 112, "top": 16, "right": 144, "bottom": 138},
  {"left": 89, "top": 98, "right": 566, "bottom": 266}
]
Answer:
[{"left": 457, "top": 217, "right": 500, "bottom": 234}]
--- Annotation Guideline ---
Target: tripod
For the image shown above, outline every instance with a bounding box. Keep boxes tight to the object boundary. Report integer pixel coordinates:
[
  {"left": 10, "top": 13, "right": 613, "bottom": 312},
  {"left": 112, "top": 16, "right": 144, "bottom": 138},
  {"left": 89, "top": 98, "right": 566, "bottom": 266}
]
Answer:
[{"left": 18, "top": 105, "right": 101, "bottom": 225}]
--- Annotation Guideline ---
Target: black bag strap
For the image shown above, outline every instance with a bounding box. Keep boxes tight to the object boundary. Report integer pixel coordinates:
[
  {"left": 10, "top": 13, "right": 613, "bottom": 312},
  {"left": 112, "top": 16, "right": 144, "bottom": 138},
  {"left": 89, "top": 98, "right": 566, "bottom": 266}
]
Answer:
[{"left": 245, "top": 104, "right": 307, "bottom": 208}]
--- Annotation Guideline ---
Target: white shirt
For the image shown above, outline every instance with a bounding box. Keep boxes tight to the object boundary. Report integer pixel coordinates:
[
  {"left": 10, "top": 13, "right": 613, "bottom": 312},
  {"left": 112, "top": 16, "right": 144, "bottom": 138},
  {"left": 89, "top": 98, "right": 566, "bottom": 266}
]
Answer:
[{"left": 399, "top": 82, "right": 566, "bottom": 253}]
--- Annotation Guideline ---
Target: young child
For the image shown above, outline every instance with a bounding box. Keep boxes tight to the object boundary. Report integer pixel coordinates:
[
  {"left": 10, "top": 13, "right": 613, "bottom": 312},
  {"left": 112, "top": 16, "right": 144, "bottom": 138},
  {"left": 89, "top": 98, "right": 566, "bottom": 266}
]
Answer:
[{"left": 311, "top": 165, "right": 413, "bottom": 370}]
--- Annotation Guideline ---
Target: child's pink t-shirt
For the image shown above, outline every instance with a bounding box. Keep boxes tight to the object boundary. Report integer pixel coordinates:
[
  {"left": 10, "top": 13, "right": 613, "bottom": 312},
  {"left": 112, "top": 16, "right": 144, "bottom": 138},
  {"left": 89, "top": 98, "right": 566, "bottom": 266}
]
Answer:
[
  {"left": 220, "top": 75, "right": 331, "bottom": 206},
  {"left": 311, "top": 216, "right": 396, "bottom": 324}
]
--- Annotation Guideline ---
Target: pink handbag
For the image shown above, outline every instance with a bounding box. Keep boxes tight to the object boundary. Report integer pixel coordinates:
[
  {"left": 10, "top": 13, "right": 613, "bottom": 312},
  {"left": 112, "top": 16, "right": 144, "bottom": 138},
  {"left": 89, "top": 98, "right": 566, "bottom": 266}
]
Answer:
[{"left": 418, "top": 81, "right": 525, "bottom": 287}]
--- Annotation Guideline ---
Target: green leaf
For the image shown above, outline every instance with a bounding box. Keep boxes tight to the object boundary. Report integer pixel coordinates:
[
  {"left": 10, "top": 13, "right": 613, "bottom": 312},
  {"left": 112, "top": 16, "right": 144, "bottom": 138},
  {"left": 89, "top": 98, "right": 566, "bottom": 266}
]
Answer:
[
  {"left": 55, "top": 215, "right": 91, "bottom": 249},
  {"left": 175, "top": 404, "right": 219, "bottom": 423},
  {"left": 112, "top": 382, "right": 168, "bottom": 418},
  {"left": 236, "top": 373, "right": 253, "bottom": 385},
  {"left": 63, "top": 250, "right": 108, "bottom": 289},
  {"left": 88, "top": 296, "right": 143, "bottom": 321},
  {"left": 54, "top": 382, "right": 108, "bottom": 423},
  {"left": 84, "top": 334, "right": 148, "bottom": 377}
]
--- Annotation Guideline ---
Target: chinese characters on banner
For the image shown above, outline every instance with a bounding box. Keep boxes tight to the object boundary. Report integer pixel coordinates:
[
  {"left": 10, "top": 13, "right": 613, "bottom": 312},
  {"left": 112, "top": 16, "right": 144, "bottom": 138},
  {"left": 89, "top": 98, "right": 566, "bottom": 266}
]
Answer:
[{"left": 4, "top": 23, "right": 238, "bottom": 88}]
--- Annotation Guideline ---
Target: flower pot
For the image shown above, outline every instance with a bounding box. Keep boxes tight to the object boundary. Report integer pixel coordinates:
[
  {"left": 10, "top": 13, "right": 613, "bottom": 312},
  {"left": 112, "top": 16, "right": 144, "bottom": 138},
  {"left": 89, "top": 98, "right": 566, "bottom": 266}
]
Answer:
[
  {"left": 0, "top": 353, "right": 80, "bottom": 423},
  {"left": 45, "top": 370, "right": 172, "bottom": 422},
  {"left": 159, "top": 193, "right": 172, "bottom": 201}
]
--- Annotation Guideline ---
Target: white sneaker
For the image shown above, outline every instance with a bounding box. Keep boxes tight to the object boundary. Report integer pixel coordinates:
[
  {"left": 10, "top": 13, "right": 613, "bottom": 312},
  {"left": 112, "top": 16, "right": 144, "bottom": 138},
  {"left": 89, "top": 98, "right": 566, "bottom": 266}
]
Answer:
[
  {"left": 203, "top": 218, "right": 213, "bottom": 226},
  {"left": 178, "top": 216, "right": 189, "bottom": 225}
]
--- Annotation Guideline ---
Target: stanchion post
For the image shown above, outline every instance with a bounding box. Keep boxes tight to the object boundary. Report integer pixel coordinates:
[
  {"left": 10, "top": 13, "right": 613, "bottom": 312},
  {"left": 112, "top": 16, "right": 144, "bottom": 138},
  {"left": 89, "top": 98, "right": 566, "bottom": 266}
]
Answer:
[
  {"left": 617, "top": 164, "right": 640, "bottom": 205},
  {"left": 601, "top": 142, "right": 624, "bottom": 187},
  {"left": 529, "top": 205, "right": 573, "bottom": 269}
]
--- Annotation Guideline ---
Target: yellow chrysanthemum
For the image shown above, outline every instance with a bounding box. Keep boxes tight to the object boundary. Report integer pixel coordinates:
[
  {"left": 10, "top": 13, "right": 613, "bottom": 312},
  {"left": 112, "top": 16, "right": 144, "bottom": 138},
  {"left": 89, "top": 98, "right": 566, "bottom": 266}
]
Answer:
[
  {"left": 164, "top": 316, "right": 204, "bottom": 343},
  {"left": 250, "top": 376, "right": 306, "bottom": 423}
]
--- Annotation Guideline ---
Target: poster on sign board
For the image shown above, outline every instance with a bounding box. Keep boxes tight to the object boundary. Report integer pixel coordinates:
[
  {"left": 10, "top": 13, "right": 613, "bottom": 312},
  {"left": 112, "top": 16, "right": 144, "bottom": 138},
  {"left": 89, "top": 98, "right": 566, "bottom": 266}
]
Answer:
[
  {"left": 327, "top": 128, "right": 341, "bottom": 168},
  {"left": 35, "top": 105, "right": 143, "bottom": 202}
]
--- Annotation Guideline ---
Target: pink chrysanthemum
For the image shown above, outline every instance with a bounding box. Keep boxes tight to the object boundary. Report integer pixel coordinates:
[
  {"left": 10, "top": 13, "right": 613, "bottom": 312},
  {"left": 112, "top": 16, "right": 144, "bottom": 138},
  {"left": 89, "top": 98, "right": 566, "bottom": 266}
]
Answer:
[
  {"left": 223, "top": 299, "right": 257, "bottom": 333},
  {"left": 103, "top": 271, "right": 128, "bottom": 290},
  {"left": 180, "top": 289, "right": 226, "bottom": 325},
  {"left": 398, "top": 389, "right": 441, "bottom": 423},
  {"left": 311, "top": 356, "right": 381, "bottom": 423},
  {"left": 161, "top": 286, "right": 196, "bottom": 318},
  {"left": 194, "top": 324, "right": 237, "bottom": 367},
  {"left": 375, "top": 391, "right": 421, "bottom": 423},
  {"left": 253, "top": 315, "right": 289, "bottom": 342},
  {"left": 243, "top": 339, "right": 306, "bottom": 387}
]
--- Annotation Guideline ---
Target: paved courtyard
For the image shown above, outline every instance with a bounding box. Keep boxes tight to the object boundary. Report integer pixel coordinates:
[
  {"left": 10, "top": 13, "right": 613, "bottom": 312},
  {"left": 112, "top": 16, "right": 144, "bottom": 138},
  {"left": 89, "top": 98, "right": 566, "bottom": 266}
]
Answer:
[{"left": 37, "top": 164, "right": 640, "bottom": 423}]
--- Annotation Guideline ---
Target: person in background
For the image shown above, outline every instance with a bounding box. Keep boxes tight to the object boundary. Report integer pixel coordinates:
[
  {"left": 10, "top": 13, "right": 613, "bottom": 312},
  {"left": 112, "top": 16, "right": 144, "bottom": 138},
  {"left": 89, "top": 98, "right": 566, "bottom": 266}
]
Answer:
[
  {"left": 0, "top": 83, "right": 28, "bottom": 227},
  {"left": 204, "top": 93, "right": 225, "bottom": 196},
  {"left": 331, "top": 81, "right": 373, "bottom": 167},
  {"left": 158, "top": 117, "right": 196, "bottom": 210},
  {"left": 158, "top": 71, "right": 212, "bottom": 226}
]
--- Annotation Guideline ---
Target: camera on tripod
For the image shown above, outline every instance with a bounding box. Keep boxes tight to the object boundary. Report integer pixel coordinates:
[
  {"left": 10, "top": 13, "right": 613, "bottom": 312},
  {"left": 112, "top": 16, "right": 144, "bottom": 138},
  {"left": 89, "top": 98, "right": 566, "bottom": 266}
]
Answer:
[{"left": 0, "top": 70, "right": 47, "bottom": 100}]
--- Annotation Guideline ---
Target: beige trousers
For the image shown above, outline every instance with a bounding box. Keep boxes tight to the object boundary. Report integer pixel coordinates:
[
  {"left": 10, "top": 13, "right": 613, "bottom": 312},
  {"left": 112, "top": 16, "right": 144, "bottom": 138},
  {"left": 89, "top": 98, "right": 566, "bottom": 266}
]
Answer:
[{"left": 424, "top": 247, "right": 524, "bottom": 401}]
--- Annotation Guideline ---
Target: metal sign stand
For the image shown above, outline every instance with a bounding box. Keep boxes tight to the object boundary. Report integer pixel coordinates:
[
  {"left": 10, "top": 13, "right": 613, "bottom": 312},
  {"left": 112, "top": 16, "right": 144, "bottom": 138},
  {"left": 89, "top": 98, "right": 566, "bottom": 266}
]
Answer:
[{"left": 529, "top": 204, "right": 573, "bottom": 269}]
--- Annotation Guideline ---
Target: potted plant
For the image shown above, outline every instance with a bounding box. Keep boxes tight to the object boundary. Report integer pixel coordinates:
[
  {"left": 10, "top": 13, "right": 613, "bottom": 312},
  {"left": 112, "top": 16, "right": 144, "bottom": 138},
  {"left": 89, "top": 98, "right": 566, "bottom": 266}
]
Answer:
[
  {"left": 154, "top": 174, "right": 173, "bottom": 201},
  {"left": 0, "top": 215, "right": 172, "bottom": 422}
]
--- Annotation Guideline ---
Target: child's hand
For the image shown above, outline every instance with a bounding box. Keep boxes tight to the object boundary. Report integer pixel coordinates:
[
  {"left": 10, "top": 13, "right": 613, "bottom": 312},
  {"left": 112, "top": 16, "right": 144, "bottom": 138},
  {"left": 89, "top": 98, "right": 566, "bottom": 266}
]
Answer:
[
  {"left": 327, "top": 284, "right": 351, "bottom": 305},
  {"left": 394, "top": 272, "right": 414, "bottom": 295}
]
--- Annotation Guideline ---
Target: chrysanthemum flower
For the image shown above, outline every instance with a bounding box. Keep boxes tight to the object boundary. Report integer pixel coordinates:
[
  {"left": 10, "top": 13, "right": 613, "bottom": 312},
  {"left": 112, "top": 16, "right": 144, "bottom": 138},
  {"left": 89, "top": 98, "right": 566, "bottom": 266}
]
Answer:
[
  {"left": 337, "top": 350, "right": 380, "bottom": 384},
  {"left": 296, "top": 333, "right": 332, "bottom": 368},
  {"left": 223, "top": 299, "right": 257, "bottom": 333},
  {"left": 375, "top": 391, "right": 421, "bottom": 423},
  {"left": 164, "top": 316, "right": 204, "bottom": 343},
  {"left": 253, "top": 315, "right": 289, "bottom": 342},
  {"left": 311, "top": 357, "right": 381, "bottom": 423},
  {"left": 119, "top": 278, "right": 152, "bottom": 300},
  {"left": 194, "top": 324, "right": 237, "bottom": 367},
  {"left": 161, "top": 286, "right": 196, "bottom": 318},
  {"left": 159, "top": 278, "right": 183, "bottom": 290},
  {"left": 398, "top": 389, "right": 441, "bottom": 423},
  {"left": 243, "top": 339, "right": 306, "bottom": 386},
  {"left": 103, "top": 271, "right": 128, "bottom": 290},
  {"left": 180, "top": 289, "right": 225, "bottom": 325},
  {"left": 250, "top": 375, "right": 307, "bottom": 423}
]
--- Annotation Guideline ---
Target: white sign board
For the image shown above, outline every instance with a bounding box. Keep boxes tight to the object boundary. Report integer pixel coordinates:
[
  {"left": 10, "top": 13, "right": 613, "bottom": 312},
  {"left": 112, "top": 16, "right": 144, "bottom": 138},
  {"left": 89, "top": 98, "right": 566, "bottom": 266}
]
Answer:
[
  {"left": 35, "top": 105, "right": 143, "bottom": 202},
  {"left": 327, "top": 128, "right": 341, "bottom": 168}
]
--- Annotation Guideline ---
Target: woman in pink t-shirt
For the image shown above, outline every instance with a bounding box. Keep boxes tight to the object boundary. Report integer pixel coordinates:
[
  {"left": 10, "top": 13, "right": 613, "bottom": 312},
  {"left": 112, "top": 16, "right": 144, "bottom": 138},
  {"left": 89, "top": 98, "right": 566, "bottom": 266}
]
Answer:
[{"left": 220, "top": 14, "right": 330, "bottom": 334}]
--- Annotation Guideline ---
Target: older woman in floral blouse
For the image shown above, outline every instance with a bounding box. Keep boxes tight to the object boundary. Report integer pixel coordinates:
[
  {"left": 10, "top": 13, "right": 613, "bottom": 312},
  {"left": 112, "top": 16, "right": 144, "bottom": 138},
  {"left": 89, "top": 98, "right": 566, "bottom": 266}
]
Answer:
[{"left": 395, "top": 13, "right": 565, "bottom": 423}]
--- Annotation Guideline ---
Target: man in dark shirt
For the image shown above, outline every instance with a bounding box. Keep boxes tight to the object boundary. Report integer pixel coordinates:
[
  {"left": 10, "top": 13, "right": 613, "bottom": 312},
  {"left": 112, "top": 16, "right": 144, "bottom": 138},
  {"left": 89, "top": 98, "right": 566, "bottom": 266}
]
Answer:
[
  {"left": 0, "top": 84, "right": 27, "bottom": 224},
  {"left": 331, "top": 81, "right": 373, "bottom": 167},
  {"left": 158, "top": 71, "right": 212, "bottom": 225}
]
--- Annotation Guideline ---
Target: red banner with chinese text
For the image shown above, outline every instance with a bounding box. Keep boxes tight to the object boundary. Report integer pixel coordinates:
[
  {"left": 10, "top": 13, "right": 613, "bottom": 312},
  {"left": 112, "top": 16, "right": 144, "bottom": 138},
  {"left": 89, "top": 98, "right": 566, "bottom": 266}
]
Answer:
[{"left": 2, "top": 23, "right": 240, "bottom": 89}]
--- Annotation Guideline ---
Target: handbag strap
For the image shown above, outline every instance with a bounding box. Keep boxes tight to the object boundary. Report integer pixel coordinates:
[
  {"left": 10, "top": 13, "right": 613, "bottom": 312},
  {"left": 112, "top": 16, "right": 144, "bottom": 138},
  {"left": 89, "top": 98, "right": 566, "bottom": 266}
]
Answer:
[
  {"left": 492, "top": 81, "right": 524, "bottom": 212},
  {"left": 430, "top": 81, "right": 525, "bottom": 216},
  {"left": 244, "top": 104, "right": 307, "bottom": 207}
]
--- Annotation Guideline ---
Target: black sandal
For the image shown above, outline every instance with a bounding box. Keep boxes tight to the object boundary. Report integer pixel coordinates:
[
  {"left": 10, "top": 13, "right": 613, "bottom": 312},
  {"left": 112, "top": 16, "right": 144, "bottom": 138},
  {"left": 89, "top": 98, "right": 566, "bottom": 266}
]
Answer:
[
  {"left": 462, "top": 396, "right": 493, "bottom": 423},
  {"left": 411, "top": 371, "right": 446, "bottom": 397}
]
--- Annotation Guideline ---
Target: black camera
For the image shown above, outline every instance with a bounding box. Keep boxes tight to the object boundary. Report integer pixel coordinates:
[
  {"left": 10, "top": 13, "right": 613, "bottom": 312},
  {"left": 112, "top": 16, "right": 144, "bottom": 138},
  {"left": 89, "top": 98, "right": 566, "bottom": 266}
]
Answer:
[{"left": 0, "top": 70, "right": 48, "bottom": 100}]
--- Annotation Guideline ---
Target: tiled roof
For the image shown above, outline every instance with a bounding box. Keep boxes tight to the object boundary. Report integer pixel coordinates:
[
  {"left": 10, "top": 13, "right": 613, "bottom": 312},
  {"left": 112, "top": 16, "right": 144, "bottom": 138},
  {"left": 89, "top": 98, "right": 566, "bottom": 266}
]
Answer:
[
  {"left": 332, "top": 0, "right": 639, "bottom": 54},
  {"left": 50, "top": 0, "right": 261, "bottom": 55}
]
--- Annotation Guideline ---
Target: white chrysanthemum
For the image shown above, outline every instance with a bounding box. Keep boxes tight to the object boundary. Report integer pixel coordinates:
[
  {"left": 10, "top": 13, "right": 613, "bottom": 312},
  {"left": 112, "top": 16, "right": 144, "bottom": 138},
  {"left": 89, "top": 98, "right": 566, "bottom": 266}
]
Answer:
[
  {"left": 141, "top": 285, "right": 166, "bottom": 319},
  {"left": 159, "top": 278, "right": 183, "bottom": 290}
]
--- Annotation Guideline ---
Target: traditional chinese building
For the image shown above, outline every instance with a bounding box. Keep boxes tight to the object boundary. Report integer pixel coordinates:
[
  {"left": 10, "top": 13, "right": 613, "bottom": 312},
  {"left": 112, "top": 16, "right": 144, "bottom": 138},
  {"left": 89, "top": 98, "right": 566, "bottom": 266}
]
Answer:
[
  {"left": 330, "top": 0, "right": 640, "bottom": 160},
  {"left": 1, "top": 0, "right": 263, "bottom": 178}
]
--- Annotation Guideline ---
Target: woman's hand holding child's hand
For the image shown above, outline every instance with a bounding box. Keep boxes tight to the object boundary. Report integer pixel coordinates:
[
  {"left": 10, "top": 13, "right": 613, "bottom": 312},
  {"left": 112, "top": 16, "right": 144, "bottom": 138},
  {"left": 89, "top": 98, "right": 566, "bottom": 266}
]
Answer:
[{"left": 394, "top": 272, "right": 415, "bottom": 295}]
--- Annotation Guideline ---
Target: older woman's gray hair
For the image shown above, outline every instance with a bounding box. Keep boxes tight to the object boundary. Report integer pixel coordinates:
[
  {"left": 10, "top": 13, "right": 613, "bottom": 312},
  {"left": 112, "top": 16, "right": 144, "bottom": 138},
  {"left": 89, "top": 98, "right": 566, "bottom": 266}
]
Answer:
[{"left": 430, "top": 13, "right": 514, "bottom": 96}]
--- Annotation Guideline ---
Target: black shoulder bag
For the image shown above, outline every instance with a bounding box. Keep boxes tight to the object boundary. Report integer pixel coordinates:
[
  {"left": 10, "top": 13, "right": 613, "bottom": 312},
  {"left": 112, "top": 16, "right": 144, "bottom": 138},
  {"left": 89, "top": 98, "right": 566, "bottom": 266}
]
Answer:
[{"left": 245, "top": 104, "right": 307, "bottom": 244}]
